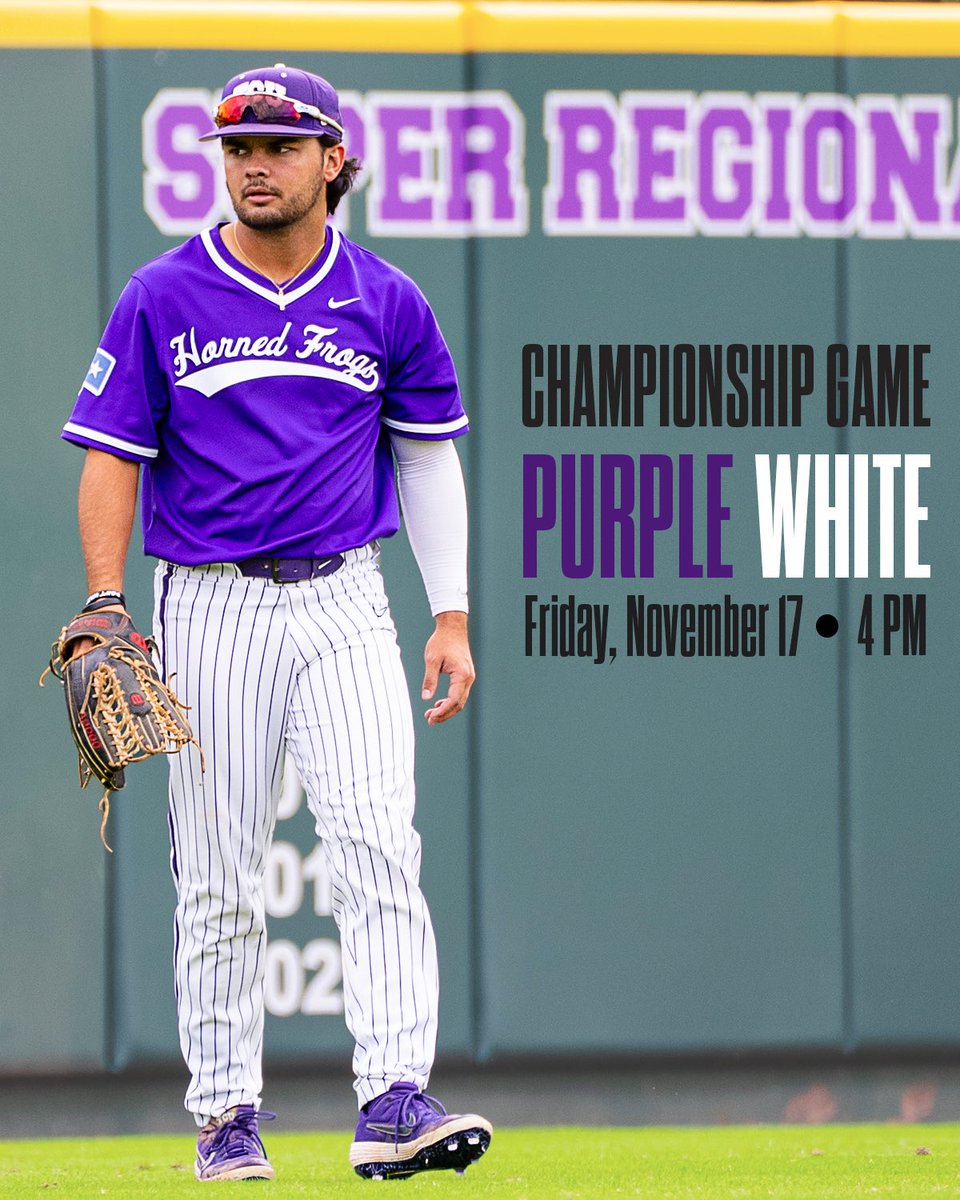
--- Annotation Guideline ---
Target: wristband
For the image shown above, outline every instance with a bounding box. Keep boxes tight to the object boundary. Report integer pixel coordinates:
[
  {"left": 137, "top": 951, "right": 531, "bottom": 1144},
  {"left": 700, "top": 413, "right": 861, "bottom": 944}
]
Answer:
[{"left": 83, "top": 590, "right": 127, "bottom": 613}]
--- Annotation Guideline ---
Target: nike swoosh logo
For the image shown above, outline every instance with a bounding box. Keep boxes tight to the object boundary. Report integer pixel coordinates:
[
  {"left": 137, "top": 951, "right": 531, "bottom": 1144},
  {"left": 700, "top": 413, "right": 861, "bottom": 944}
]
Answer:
[
  {"left": 367, "top": 1121, "right": 416, "bottom": 1137},
  {"left": 328, "top": 296, "right": 361, "bottom": 309}
]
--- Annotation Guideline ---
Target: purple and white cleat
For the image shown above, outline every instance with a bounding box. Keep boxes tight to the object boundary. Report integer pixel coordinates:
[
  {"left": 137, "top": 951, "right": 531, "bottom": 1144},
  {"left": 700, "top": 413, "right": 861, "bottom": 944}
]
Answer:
[
  {"left": 195, "top": 1104, "right": 276, "bottom": 1182},
  {"left": 349, "top": 1082, "right": 492, "bottom": 1180}
]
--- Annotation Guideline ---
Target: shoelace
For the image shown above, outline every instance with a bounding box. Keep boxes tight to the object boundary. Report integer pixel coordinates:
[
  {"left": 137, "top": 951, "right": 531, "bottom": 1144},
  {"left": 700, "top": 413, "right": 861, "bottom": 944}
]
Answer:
[
  {"left": 369, "top": 1087, "right": 446, "bottom": 1145},
  {"left": 202, "top": 1108, "right": 276, "bottom": 1160}
]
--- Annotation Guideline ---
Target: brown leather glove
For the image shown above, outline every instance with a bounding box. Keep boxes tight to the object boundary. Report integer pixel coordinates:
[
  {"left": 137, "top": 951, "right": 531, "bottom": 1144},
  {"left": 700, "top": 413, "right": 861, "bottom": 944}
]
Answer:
[{"left": 41, "top": 610, "right": 201, "bottom": 850}]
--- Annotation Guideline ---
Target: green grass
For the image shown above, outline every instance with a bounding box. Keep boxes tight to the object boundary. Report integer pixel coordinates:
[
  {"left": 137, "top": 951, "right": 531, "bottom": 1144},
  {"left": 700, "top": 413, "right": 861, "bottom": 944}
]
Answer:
[{"left": 2, "top": 1126, "right": 958, "bottom": 1199}]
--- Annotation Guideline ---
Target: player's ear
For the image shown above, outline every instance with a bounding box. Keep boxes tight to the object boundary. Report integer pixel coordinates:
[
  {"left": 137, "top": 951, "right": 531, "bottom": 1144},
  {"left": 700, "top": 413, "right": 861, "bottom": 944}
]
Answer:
[{"left": 322, "top": 143, "right": 347, "bottom": 180}]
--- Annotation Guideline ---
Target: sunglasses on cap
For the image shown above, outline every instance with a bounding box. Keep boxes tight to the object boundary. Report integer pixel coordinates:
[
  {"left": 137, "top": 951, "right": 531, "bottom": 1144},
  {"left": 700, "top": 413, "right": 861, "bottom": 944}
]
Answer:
[{"left": 214, "top": 93, "right": 345, "bottom": 136}]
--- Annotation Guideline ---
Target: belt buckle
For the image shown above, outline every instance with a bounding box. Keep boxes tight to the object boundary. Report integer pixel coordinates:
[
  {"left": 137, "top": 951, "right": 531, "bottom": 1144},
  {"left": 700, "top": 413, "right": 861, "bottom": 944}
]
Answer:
[{"left": 270, "top": 559, "right": 305, "bottom": 584}]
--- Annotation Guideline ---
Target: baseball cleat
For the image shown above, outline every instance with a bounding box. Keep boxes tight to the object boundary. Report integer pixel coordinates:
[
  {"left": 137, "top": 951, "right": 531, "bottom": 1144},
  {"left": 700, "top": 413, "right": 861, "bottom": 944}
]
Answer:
[
  {"left": 350, "top": 1082, "right": 492, "bottom": 1180},
  {"left": 195, "top": 1104, "right": 276, "bottom": 1182}
]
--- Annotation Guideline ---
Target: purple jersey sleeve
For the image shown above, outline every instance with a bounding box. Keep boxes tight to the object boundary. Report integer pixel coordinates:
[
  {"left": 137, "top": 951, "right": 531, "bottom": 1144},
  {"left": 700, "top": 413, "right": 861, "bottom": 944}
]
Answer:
[
  {"left": 380, "top": 281, "right": 468, "bottom": 441},
  {"left": 62, "top": 278, "right": 165, "bottom": 462}
]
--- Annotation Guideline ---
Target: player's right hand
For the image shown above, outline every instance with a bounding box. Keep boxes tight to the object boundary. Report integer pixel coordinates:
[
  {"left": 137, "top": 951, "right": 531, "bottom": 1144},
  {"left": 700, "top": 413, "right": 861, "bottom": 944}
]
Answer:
[{"left": 421, "top": 611, "right": 475, "bottom": 725}]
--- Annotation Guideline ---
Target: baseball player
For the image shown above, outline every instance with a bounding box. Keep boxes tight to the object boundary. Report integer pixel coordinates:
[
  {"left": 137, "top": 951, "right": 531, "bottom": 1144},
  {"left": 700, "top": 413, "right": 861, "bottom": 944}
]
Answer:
[{"left": 62, "top": 64, "right": 491, "bottom": 1182}]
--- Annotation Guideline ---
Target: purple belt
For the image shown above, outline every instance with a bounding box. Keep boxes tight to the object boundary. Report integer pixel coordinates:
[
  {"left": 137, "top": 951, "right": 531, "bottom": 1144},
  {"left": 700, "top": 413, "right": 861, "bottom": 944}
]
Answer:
[{"left": 234, "top": 555, "right": 345, "bottom": 583}]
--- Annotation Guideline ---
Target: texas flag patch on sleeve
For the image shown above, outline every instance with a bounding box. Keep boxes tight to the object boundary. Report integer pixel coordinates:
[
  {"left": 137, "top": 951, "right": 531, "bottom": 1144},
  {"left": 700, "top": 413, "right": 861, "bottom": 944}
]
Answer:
[{"left": 82, "top": 348, "right": 117, "bottom": 396}]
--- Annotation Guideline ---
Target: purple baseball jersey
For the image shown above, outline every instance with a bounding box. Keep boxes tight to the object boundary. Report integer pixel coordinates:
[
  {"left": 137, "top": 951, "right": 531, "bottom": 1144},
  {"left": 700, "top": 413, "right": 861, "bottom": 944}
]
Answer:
[{"left": 63, "top": 224, "right": 468, "bottom": 563}]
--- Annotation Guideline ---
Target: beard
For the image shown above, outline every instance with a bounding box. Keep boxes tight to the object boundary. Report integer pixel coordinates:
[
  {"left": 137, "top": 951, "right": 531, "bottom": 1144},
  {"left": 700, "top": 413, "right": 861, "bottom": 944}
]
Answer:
[{"left": 231, "top": 171, "right": 327, "bottom": 231}]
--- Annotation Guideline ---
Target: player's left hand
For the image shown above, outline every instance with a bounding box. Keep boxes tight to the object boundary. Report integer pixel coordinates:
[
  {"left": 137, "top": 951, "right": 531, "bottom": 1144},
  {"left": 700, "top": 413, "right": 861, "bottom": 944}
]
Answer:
[{"left": 421, "top": 611, "right": 475, "bottom": 725}]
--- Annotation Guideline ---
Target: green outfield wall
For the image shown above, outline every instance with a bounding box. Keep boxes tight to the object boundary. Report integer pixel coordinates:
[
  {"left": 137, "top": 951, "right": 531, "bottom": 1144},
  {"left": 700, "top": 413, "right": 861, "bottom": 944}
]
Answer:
[{"left": 3, "top": 3, "right": 958, "bottom": 1077}]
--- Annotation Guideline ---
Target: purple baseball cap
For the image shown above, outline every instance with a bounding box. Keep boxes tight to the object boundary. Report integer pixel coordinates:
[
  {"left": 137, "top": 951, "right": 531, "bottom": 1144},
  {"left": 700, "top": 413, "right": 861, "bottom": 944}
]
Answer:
[{"left": 199, "top": 63, "right": 344, "bottom": 142}]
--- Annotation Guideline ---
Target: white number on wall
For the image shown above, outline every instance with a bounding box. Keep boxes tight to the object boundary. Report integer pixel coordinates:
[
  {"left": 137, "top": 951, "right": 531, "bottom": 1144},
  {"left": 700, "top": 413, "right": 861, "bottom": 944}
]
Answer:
[
  {"left": 301, "top": 940, "right": 345, "bottom": 1015},
  {"left": 265, "top": 939, "right": 344, "bottom": 1017},
  {"left": 265, "top": 841, "right": 304, "bottom": 918}
]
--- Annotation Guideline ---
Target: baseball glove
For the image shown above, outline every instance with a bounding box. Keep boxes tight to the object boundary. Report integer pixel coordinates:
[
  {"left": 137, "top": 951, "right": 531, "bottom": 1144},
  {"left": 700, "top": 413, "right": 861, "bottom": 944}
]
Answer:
[{"left": 40, "top": 610, "right": 201, "bottom": 851}]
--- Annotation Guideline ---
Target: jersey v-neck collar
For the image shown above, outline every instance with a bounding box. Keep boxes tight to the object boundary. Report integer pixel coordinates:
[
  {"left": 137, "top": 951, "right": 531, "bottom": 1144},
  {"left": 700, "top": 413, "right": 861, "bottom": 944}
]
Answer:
[{"left": 202, "top": 222, "right": 342, "bottom": 311}]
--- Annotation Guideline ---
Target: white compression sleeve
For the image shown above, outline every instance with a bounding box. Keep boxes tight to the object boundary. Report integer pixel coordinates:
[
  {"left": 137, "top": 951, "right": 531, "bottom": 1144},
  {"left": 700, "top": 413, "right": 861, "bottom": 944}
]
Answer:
[{"left": 389, "top": 434, "right": 469, "bottom": 615}]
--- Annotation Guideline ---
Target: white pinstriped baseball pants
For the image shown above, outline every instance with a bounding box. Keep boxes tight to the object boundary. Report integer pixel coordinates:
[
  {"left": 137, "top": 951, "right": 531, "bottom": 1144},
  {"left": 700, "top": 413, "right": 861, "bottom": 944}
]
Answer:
[{"left": 153, "top": 545, "right": 440, "bottom": 1121}]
